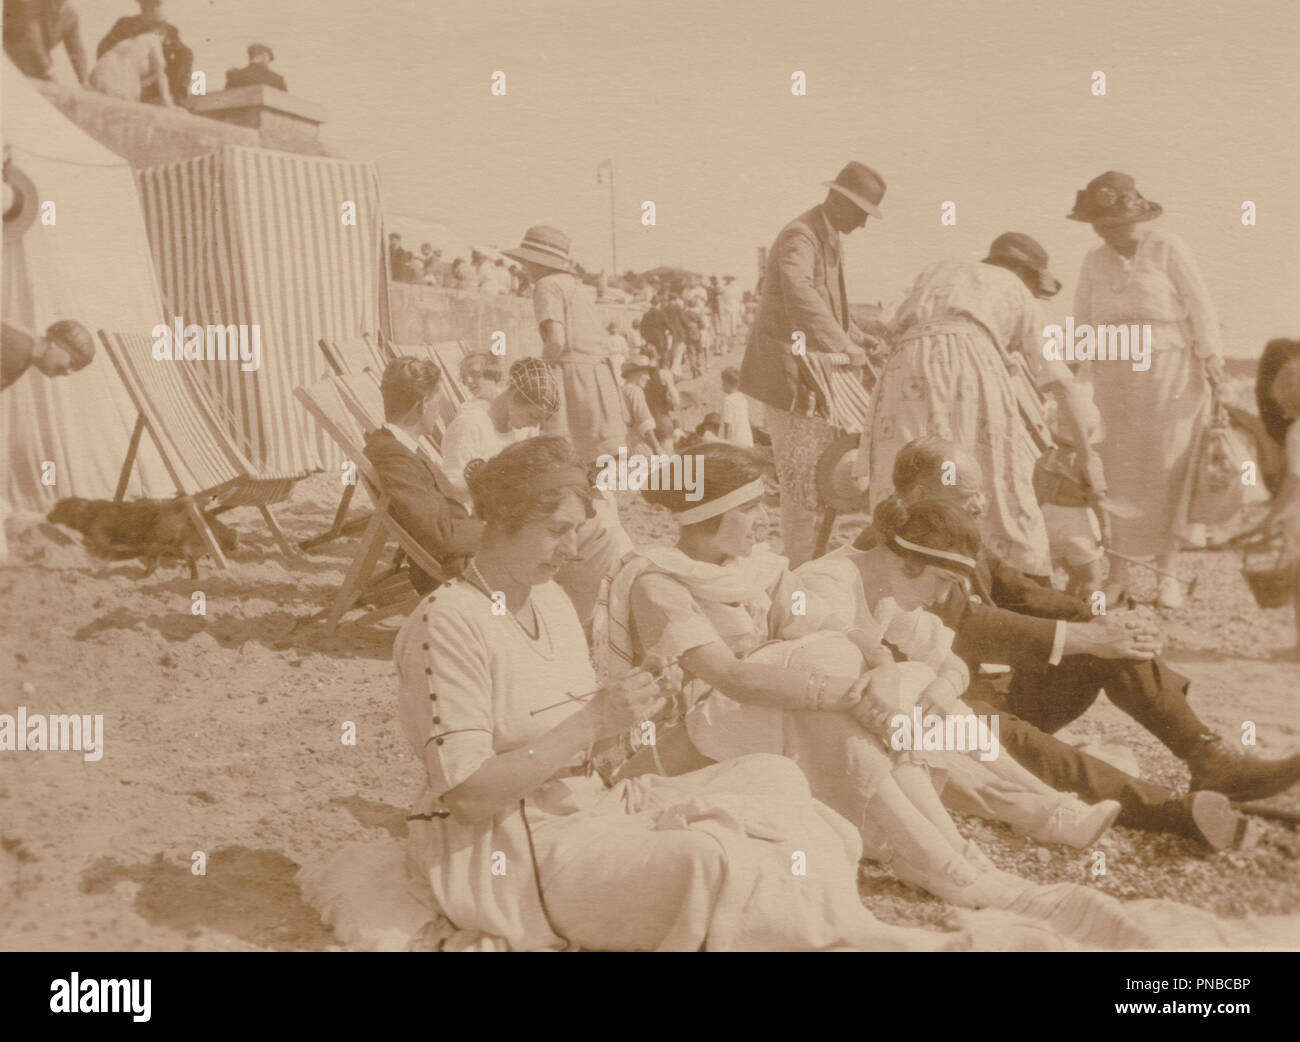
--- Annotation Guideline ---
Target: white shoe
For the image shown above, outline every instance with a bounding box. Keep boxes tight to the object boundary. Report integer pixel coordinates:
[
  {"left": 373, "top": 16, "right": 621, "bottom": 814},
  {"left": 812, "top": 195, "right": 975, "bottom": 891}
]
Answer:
[
  {"left": 1033, "top": 799, "right": 1121, "bottom": 848},
  {"left": 1157, "top": 576, "right": 1184, "bottom": 609}
]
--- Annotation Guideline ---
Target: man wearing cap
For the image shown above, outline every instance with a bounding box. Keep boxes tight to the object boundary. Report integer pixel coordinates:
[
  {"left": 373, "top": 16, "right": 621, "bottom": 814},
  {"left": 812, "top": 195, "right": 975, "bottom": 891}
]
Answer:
[
  {"left": 855, "top": 231, "right": 1100, "bottom": 578},
  {"left": 504, "top": 226, "right": 627, "bottom": 465},
  {"left": 740, "top": 161, "right": 885, "bottom": 567},
  {"left": 225, "top": 42, "right": 286, "bottom": 91}
]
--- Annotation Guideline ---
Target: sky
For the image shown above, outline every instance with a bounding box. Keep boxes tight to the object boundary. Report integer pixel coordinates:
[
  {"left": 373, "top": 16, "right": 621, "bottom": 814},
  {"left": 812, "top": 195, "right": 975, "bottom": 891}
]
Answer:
[{"left": 49, "top": 0, "right": 1300, "bottom": 356}]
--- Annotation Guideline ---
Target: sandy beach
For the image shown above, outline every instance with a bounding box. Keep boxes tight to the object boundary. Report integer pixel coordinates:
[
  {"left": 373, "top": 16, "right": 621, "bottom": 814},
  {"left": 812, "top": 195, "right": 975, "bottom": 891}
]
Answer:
[{"left": 2, "top": 351, "right": 1297, "bottom": 952}]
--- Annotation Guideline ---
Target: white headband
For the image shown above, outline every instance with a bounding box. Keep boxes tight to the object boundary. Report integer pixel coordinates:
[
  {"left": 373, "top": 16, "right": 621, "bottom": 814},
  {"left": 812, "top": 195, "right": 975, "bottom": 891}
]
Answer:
[
  {"left": 891, "top": 535, "right": 977, "bottom": 572},
  {"left": 673, "top": 479, "right": 765, "bottom": 526}
]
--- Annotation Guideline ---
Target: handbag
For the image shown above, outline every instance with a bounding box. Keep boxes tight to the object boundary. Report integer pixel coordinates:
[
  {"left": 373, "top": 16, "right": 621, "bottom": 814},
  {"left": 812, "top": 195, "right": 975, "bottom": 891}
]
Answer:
[{"left": 1188, "top": 385, "right": 1252, "bottom": 525}]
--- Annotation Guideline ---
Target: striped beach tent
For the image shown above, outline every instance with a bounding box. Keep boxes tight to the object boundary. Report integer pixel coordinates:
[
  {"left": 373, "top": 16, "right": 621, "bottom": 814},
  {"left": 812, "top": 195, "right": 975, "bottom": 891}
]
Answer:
[{"left": 134, "top": 145, "right": 388, "bottom": 478}]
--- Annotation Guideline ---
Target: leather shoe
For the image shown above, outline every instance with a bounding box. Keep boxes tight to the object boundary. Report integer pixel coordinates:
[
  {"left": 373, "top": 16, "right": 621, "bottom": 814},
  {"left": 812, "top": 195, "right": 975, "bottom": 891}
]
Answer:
[{"left": 1186, "top": 735, "right": 1300, "bottom": 802}]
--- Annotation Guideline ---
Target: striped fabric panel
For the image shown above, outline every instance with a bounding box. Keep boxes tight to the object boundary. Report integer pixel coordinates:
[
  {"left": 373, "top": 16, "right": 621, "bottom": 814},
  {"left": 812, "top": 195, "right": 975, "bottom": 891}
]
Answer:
[
  {"left": 800, "top": 353, "right": 873, "bottom": 434},
  {"left": 98, "top": 331, "right": 251, "bottom": 497},
  {"left": 136, "top": 146, "right": 386, "bottom": 476}
]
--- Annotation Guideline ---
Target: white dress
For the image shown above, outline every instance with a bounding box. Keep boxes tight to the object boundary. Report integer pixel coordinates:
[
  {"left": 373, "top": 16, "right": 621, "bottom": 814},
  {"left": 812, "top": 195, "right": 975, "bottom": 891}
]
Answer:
[
  {"left": 438, "top": 403, "right": 528, "bottom": 510},
  {"left": 1073, "top": 227, "right": 1222, "bottom": 556},
  {"left": 395, "top": 576, "right": 950, "bottom": 951}
]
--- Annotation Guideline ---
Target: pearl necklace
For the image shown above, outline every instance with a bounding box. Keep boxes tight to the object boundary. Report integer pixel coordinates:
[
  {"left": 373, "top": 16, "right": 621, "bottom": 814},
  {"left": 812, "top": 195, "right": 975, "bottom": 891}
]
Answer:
[{"left": 466, "top": 558, "right": 554, "bottom": 658}]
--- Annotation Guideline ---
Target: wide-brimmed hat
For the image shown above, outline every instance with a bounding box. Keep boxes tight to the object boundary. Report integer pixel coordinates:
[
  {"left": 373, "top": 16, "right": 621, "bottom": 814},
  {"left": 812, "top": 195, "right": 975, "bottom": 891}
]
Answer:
[
  {"left": 1066, "top": 171, "right": 1162, "bottom": 226},
  {"left": 248, "top": 43, "right": 275, "bottom": 61},
  {"left": 503, "top": 225, "right": 573, "bottom": 272},
  {"left": 982, "top": 231, "right": 1062, "bottom": 299},
  {"left": 822, "top": 162, "right": 886, "bottom": 219},
  {"left": 621, "top": 354, "right": 657, "bottom": 377}
]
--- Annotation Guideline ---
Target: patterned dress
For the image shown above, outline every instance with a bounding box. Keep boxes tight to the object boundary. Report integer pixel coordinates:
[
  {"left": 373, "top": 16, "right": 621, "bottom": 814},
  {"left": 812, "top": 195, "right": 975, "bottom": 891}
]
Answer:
[{"left": 856, "top": 261, "right": 1068, "bottom": 576}]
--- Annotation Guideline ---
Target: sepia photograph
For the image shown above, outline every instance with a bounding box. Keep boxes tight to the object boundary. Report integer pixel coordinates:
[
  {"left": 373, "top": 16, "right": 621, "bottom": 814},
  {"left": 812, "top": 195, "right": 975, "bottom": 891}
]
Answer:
[{"left": 2, "top": 0, "right": 1298, "bottom": 983}]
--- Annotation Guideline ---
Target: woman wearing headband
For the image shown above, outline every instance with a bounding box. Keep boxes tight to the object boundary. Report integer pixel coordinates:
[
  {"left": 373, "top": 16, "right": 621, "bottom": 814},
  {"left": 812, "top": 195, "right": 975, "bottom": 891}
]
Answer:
[
  {"left": 394, "top": 436, "right": 957, "bottom": 951},
  {"left": 605, "top": 442, "right": 1152, "bottom": 948},
  {"left": 787, "top": 497, "right": 1122, "bottom": 849}
]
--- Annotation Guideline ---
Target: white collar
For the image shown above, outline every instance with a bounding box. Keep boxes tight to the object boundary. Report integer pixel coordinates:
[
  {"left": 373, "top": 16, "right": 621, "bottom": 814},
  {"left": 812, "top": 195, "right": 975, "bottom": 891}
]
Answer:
[{"left": 384, "top": 422, "right": 422, "bottom": 455}]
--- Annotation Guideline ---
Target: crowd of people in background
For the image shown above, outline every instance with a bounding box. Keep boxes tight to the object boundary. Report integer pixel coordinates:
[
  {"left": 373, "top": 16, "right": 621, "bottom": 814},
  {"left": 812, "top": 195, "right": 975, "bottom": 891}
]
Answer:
[{"left": 4, "top": 0, "right": 287, "bottom": 107}]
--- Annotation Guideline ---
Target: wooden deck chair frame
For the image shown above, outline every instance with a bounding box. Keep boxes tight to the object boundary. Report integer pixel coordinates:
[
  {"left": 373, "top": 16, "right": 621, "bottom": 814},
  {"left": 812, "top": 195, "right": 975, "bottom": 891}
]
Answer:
[
  {"left": 294, "top": 379, "right": 446, "bottom": 632},
  {"left": 318, "top": 335, "right": 389, "bottom": 380},
  {"left": 99, "top": 329, "right": 252, "bottom": 569},
  {"left": 304, "top": 335, "right": 388, "bottom": 550}
]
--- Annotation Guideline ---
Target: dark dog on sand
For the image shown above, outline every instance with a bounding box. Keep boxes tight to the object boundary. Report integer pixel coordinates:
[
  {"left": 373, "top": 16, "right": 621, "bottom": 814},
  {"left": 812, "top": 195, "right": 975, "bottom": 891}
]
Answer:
[{"left": 47, "top": 497, "right": 237, "bottom": 579}]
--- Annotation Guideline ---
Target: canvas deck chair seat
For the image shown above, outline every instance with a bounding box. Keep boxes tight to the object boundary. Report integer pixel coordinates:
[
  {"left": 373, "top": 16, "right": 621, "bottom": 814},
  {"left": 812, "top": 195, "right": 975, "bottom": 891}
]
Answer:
[
  {"left": 294, "top": 376, "right": 447, "bottom": 632},
  {"left": 98, "top": 330, "right": 256, "bottom": 567},
  {"left": 319, "top": 334, "right": 392, "bottom": 380}
]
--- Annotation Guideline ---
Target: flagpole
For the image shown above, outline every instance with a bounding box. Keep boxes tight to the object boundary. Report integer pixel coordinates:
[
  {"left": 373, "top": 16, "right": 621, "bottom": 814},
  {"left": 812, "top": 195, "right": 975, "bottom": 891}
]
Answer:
[{"left": 607, "top": 161, "right": 618, "bottom": 277}]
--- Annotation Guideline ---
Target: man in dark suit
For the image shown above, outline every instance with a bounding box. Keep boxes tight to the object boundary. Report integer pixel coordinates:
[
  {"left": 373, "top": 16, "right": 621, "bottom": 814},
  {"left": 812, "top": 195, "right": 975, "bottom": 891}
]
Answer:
[
  {"left": 96, "top": 0, "right": 192, "bottom": 106},
  {"left": 740, "top": 161, "right": 884, "bottom": 566},
  {"left": 225, "top": 42, "right": 286, "bottom": 91},
  {"left": 364, "top": 358, "right": 484, "bottom": 597},
  {"left": 853, "top": 436, "right": 1300, "bottom": 839}
]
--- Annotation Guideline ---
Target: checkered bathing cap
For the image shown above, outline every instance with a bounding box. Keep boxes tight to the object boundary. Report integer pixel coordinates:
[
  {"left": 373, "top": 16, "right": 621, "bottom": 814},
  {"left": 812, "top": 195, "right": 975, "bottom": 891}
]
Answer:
[{"left": 509, "top": 357, "right": 561, "bottom": 416}]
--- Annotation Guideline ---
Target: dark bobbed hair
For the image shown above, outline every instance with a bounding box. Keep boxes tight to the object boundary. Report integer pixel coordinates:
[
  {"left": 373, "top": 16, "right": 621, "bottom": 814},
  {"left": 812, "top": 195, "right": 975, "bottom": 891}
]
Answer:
[
  {"left": 466, "top": 435, "right": 595, "bottom": 534},
  {"left": 873, "top": 497, "right": 981, "bottom": 578},
  {"left": 642, "top": 442, "right": 768, "bottom": 535},
  {"left": 380, "top": 356, "right": 442, "bottom": 423},
  {"left": 1257, "top": 339, "right": 1300, "bottom": 447},
  {"left": 892, "top": 436, "right": 954, "bottom": 496}
]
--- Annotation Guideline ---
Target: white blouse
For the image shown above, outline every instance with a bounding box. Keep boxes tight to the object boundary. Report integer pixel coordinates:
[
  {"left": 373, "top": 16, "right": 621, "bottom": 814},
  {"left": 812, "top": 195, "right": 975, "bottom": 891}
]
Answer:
[{"left": 1073, "top": 226, "right": 1223, "bottom": 359}]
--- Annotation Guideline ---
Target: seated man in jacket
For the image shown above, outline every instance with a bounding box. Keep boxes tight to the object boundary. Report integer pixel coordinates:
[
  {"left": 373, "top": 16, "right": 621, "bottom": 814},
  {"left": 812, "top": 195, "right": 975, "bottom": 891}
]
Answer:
[
  {"left": 854, "top": 436, "right": 1300, "bottom": 819},
  {"left": 364, "top": 357, "right": 484, "bottom": 597},
  {"left": 366, "top": 356, "right": 632, "bottom": 634}
]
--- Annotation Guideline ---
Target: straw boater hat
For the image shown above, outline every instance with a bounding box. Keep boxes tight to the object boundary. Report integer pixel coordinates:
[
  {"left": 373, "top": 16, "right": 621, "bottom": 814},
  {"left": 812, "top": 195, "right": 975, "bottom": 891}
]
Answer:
[
  {"left": 982, "top": 231, "right": 1062, "bottom": 299},
  {"left": 822, "top": 162, "right": 886, "bottom": 219},
  {"left": 503, "top": 226, "right": 574, "bottom": 273},
  {"left": 1066, "top": 171, "right": 1163, "bottom": 226}
]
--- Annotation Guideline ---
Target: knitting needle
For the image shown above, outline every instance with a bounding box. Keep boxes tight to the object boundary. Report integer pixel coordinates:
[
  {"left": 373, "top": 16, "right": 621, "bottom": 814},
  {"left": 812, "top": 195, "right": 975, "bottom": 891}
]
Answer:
[
  {"left": 528, "top": 658, "right": 683, "bottom": 717},
  {"left": 1103, "top": 549, "right": 1199, "bottom": 595}
]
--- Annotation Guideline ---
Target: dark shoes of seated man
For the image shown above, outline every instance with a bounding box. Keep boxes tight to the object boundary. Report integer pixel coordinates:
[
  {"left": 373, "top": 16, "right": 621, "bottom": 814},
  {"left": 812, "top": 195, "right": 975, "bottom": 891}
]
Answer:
[
  {"left": 1164, "top": 791, "right": 1240, "bottom": 851},
  {"left": 1183, "top": 734, "right": 1300, "bottom": 804}
]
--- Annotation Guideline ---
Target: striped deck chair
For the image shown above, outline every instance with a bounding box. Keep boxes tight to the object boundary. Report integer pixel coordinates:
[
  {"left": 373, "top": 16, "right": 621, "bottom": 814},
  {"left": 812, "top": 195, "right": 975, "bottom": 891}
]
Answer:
[
  {"left": 98, "top": 330, "right": 251, "bottom": 568},
  {"left": 303, "top": 335, "right": 389, "bottom": 550},
  {"left": 294, "top": 377, "right": 446, "bottom": 632},
  {"left": 798, "top": 351, "right": 874, "bottom": 435},
  {"left": 797, "top": 351, "right": 876, "bottom": 560},
  {"left": 318, "top": 335, "right": 390, "bottom": 380}
]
